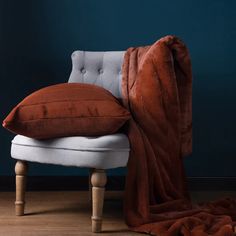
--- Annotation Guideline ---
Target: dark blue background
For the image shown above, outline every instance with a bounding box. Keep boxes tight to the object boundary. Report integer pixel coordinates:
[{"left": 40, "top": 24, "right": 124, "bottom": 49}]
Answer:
[{"left": 0, "top": 0, "right": 235, "bottom": 176}]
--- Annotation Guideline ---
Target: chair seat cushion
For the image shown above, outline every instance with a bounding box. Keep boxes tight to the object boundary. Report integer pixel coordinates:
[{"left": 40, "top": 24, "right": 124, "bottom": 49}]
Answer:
[{"left": 11, "top": 134, "right": 130, "bottom": 169}]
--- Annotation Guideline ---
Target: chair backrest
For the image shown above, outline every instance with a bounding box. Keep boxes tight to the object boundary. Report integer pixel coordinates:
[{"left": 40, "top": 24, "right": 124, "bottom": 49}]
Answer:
[{"left": 68, "top": 51, "right": 125, "bottom": 98}]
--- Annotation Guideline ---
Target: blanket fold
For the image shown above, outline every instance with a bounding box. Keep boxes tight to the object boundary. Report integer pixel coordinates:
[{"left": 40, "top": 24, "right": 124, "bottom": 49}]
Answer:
[{"left": 122, "top": 35, "right": 236, "bottom": 236}]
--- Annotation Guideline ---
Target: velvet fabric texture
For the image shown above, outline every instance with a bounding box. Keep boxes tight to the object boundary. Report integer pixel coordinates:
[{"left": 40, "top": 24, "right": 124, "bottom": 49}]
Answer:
[
  {"left": 3, "top": 83, "right": 130, "bottom": 139},
  {"left": 122, "top": 35, "right": 236, "bottom": 236}
]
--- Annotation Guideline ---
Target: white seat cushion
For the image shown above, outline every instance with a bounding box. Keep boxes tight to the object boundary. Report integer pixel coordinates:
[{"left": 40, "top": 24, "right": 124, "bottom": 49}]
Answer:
[{"left": 11, "top": 134, "right": 130, "bottom": 169}]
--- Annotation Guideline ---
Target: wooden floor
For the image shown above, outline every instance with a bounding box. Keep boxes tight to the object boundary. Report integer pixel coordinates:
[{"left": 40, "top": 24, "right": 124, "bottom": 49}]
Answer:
[{"left": 0, "top": 191, "right": 236, "bottom": 236}]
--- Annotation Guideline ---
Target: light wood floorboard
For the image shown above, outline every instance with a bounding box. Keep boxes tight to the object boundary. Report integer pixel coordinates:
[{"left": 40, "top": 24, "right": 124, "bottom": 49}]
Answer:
[{"left": 0, "top": 191, "right": 236, "bottom": 236}]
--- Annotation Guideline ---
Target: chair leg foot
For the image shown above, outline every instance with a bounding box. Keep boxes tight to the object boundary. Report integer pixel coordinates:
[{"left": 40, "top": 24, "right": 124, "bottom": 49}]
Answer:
[
  {"left": 91, "top": 169, "right": 107, "bottom": 233},
  {"left": 15, "top": 161, "right": 28, "bottom": 216},
  {"left": 92, "top": 217, "right": 103, "bottom": 233}
]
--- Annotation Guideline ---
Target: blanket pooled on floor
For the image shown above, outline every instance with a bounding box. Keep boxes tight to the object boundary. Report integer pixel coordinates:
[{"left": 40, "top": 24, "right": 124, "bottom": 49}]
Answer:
[{"left": 122, "top": 35, "right": 236, "bottom": 236}]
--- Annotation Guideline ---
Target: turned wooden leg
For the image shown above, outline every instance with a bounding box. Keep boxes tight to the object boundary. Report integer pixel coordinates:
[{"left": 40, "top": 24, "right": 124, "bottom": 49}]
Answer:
[
  {"left": 91, "top": 169, "right": 107, "bottom": 233},
  {"left": 15, "top": 161, "right": 28, "bottom": 216}
]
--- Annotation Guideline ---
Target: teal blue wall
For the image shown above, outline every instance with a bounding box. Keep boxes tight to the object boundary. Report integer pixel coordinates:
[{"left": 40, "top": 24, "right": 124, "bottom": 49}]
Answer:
[{"left": 0, "top": 0, "right": 235, "bottom": 176}]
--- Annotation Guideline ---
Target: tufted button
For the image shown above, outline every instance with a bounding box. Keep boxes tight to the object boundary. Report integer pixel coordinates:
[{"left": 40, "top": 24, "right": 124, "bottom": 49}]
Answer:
[
  {"left": 98, "top": 69, "right": 103, "bottom": 74},
  {"left": 81, "top": 68, "right": 86, "bottom": 74}
]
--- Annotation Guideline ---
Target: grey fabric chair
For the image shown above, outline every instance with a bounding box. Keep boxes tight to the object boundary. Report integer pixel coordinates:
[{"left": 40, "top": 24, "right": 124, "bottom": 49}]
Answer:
[{"left": 11, "top": 51, "right": 130, "bottom": 233}]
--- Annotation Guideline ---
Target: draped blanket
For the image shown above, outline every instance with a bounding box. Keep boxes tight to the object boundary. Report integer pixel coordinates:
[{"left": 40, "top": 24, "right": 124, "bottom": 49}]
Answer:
[{"left": 122, "top": 35, "right": 236, "bottom": 236}]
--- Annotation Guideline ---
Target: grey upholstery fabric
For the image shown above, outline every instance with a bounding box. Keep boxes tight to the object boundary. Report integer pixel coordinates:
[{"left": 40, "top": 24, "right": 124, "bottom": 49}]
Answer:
[
  {"left": 11, "top": 134, "right": 129, "bottom": 169},
  {"left": 68, "top": 51, "right": 125, "bottom": 98}
]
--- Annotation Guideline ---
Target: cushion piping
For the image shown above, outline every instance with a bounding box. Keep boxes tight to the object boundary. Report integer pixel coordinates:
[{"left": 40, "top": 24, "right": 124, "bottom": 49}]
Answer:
[{"left": 11, "top": 142, "right": 130, "bottom": 152}]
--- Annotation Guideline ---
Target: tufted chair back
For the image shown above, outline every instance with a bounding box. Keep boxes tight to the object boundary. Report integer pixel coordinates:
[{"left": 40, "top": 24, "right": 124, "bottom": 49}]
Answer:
[{"left": 68, "top": 51, "right": 125, "bottom": 98}]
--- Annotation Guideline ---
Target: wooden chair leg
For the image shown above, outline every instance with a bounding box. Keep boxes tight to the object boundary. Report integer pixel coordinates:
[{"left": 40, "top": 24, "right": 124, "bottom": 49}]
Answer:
[
  {"left": 15, "top": 161, "right": 28, "bottom": 216},
  {"left": 91, "top": 169, "right": 107, "bottom": 233}
]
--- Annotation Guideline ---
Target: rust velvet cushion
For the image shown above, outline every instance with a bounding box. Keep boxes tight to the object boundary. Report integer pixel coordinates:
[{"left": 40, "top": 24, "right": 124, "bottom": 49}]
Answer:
[{"left": 3, "top": 83, "right": 130, "bottom": 139}]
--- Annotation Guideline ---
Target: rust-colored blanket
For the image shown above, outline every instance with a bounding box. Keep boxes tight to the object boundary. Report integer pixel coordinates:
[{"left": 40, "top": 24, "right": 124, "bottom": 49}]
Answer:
[{"left": 122, "top": 35, "right": 236, "bottom": 236}]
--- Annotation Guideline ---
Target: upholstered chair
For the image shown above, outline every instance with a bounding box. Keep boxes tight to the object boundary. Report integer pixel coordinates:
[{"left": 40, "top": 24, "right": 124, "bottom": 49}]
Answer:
[{"left": 11, "top": 51, "right": 130, "bottom": 233}]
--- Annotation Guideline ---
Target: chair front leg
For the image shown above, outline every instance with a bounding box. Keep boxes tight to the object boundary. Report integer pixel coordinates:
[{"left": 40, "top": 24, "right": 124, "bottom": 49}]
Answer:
[
  {"left": 91, "top": 169, "right": 107, "bottom": 233},
  {"left": 15, "top": 161, "right": 28, "bottom": 216}
]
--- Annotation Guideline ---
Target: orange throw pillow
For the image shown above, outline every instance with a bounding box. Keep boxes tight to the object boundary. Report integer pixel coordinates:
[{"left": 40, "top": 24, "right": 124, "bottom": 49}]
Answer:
[{"left": 3, "top": 83, "right": 130, "bottom": 139}]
